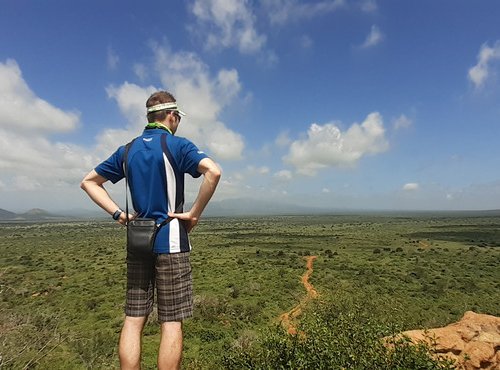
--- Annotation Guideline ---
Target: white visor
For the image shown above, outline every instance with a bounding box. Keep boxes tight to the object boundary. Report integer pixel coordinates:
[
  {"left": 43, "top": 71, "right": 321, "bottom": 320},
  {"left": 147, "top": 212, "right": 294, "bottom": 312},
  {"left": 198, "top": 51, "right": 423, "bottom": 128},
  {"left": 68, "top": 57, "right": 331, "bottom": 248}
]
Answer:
[{"left": 146, "top": 102, "right": 186, "bottom": 116}]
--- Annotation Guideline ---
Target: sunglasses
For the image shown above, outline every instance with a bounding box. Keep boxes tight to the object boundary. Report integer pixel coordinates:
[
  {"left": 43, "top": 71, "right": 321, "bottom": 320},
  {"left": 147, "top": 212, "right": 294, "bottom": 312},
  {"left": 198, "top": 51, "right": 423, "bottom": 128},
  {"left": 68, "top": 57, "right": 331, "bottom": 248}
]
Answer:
[{"left": 171, "top": 111, "right": 181, "bottom": 123}]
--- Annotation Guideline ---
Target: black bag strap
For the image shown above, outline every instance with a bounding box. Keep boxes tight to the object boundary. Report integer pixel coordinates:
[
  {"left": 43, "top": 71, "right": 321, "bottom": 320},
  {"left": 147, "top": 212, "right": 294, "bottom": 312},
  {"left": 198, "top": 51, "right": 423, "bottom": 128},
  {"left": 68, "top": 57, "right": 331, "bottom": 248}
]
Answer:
[
  {"left": 123, "top": 139, "right": 134, "bottom": 227},
  {"left": 122, "top": 133, "right": 181, "bottom": 229}
]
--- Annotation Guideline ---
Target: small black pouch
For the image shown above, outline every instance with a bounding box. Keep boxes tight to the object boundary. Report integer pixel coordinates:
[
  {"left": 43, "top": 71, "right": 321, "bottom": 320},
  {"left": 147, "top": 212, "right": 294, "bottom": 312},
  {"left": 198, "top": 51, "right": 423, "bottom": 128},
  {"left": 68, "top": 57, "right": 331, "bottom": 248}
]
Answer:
[{"left": 127, "top": 218, "right": 158, "bottom": 257}]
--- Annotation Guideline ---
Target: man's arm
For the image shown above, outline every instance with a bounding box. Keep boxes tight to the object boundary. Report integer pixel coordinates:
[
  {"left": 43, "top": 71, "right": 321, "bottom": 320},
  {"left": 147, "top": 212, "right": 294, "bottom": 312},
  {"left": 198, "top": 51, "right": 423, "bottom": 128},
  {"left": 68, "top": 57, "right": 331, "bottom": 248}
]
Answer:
[
  {"left": 80, "top": 170, "right": 131, "bottom": 225},
  {"left": 168, "top": 158, "right": 221, "bottom": 232}
]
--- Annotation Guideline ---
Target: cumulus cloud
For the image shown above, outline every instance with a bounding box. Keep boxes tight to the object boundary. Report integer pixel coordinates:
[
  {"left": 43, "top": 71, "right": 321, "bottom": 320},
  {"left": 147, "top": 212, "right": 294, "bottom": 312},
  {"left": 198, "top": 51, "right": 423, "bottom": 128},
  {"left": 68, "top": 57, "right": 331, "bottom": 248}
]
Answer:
[
  {"left": 263, "top": 0, "right": 345, "bottom": 25},
  {"left": 468, "top": 40, "right": 500, "bottom": 89},
  {"left": 106, "top": 82, "right": 156, "bottom": 127},
  {"left": 360, "top": 25, "right": 383, "bottom": 49},
  {"left": 403, "top": 183, "right": 419, "bottom": 191},
  {"left": 0, "top": 51, "right": 245, "bottom": 197},
  {"left": 189, "top": 0, "right": 266, "bottom": 54},
  {"left": 393, "top": 114, "right": 412, "bottom": 130},
  {"left": 274, "top": 169, "right": 293, "bottom": 181},
  {"left": 284, "top": 112, "right": 389, "bottom": 175},
  {"left": 0, "top": 59, "right": 80, "bottom": 133},
  {"left": 105, "top": 45, "right": 245, "bottom": 161},
  {"left": 0, "top": 59, "right": 94, "bottom": 191},
  {"left": 246, "top": 165, "right": 270, "bottom": 176}
]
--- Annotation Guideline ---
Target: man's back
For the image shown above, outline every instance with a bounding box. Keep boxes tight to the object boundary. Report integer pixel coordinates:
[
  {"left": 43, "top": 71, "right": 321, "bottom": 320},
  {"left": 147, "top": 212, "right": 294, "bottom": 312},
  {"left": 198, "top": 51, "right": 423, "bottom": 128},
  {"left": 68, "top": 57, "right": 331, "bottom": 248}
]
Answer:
[{"left": 96, "top": 128, "right": 208, "bottom": 253}]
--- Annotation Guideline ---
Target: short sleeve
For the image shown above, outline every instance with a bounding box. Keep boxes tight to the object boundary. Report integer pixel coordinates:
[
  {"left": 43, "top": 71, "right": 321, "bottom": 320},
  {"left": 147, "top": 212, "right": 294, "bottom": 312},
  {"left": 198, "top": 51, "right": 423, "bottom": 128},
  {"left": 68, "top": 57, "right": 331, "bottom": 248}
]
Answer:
[
  {"left": 178, "top": 139, "right": 209, "bottom": 178},
  {"left": 94, "top": 145, "right": 126, "bottom": 184}
]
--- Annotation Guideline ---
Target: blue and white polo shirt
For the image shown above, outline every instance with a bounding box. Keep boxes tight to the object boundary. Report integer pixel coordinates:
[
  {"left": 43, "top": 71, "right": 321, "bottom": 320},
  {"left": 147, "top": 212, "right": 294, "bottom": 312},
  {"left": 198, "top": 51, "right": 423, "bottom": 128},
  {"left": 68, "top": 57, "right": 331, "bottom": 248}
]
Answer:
[{"left": 95, "top": 128, "right": 208, "bottom": 254}]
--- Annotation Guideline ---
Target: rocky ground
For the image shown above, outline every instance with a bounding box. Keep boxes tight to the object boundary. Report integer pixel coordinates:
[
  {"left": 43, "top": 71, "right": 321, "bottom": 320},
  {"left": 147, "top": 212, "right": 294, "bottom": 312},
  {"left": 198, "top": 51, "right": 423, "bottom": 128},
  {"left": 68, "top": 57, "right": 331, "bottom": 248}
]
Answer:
[{"left": 401, "top": 311, "right": 500, "bottom": 369}]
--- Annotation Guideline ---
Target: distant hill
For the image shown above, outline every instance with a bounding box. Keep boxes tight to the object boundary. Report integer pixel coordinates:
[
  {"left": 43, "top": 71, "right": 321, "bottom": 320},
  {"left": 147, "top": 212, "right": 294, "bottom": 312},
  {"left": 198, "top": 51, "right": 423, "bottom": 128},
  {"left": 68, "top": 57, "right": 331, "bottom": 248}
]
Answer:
[
  {"left": 2, "top": 203, "right": 500, "bottom": 221},
  {"left": 18, "top": 208, "right": 57, "bottom": 220},
  {"left": 0, "top": 208, "right": 65, "bottom": 221},
  {"left": 203, "top": 198, "right": 325, "bottom": 217},
  {"left": 0, "top": 208, "right": 17, "bottom": 220}
]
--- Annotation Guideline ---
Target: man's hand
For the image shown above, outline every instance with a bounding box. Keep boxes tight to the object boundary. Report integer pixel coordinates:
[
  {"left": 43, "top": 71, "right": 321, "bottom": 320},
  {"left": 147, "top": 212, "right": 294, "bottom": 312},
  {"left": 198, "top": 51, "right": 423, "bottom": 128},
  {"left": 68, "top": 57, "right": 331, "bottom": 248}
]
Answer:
[
  {"left": 167, "top": 158, "right": 220, "bottom": 233},
  {"left": 118, "top": 212, "right": 136, "bottom": 226},
  {"left": 168, "top": 211, "right": 198, "bottom": 233},
  {"left": 168, "top": 158, "right": 220, "bottom": 233}
]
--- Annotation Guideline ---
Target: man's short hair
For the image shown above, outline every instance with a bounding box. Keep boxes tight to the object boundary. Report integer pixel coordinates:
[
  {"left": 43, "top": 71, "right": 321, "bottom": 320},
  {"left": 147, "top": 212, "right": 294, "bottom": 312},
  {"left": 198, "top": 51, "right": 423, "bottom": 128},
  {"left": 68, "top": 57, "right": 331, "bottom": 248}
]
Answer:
[{"left": 146, "top": 91, "right": 176, "bottom": 123}]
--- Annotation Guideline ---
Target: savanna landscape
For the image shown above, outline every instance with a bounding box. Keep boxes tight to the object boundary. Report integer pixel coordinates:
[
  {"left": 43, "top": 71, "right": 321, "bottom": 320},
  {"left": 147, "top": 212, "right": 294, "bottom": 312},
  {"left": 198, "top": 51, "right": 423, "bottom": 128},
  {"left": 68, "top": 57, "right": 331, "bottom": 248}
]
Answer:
[{"left": 1, "top": 213, "right": 499, "bottom": 369}]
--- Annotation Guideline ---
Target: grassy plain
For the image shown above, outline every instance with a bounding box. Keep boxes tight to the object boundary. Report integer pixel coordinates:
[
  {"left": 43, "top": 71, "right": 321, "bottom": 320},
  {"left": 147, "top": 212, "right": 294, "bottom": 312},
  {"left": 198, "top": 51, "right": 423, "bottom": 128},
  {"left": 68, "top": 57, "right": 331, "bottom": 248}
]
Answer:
[{"left": 0, "top": 214, "right": 499, "bottom": 368}]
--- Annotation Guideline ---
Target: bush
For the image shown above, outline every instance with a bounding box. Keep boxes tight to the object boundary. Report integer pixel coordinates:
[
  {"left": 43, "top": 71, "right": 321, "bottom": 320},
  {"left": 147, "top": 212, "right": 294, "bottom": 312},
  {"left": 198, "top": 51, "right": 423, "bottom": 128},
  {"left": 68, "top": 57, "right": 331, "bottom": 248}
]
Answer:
[{"left": 222, "top": 297, "right": 455, "bottom": 369}]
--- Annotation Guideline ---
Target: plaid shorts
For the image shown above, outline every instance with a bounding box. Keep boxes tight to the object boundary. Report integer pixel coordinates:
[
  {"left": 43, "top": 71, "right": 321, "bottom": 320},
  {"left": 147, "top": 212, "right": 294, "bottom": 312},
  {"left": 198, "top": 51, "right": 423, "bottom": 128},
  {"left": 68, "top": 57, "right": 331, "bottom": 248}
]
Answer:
[{"left": 125, "top": 252, "right": 193, "bottom": 322}]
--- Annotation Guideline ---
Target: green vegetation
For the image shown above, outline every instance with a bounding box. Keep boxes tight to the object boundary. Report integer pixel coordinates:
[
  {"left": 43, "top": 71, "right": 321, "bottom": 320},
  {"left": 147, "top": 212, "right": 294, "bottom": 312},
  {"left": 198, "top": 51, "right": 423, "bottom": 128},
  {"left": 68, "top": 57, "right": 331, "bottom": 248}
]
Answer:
[
  {"left": 0, "top": 215, "right": 499, "bottom": 368},
  {"left": 224, "top": 294, "right": 456, "bottom": 369}
]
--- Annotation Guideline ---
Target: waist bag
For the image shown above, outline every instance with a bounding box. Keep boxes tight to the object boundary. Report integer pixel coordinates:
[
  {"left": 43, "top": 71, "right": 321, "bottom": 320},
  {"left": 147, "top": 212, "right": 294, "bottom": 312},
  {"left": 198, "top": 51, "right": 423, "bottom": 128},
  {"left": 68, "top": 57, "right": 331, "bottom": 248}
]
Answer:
[
  {"left": 126, "top": 218, "right": 174, "bottom": 258},
  {"left": 126, "top": 218, "right": 157, "bottom": 257}
]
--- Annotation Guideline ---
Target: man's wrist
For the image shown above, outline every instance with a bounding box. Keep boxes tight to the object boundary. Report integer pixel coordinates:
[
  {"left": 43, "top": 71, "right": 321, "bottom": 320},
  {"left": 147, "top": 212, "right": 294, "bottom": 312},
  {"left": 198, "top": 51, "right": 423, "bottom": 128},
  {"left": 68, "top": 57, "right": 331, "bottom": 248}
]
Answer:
[{"left": 112, "top": 209, "right": 123, "bottom": 220}]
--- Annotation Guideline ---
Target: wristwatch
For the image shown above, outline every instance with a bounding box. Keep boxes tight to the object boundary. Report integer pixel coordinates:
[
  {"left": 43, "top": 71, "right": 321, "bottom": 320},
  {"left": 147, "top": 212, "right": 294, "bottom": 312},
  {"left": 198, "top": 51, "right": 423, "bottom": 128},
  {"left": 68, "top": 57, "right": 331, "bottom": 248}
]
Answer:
[{"left": 112, "top": 209, "right": 123, "bottom": 220}]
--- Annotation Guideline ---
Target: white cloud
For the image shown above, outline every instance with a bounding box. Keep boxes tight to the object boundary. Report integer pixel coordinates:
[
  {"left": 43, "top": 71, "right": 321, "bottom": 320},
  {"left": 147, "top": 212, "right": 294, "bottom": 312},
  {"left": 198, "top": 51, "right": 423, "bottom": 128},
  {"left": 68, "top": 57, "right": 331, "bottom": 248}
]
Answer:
[
  {"left": 0, "top": 59, "right": 80, "bottom": 133},
  {"left": 284, "top": 112, "right": 389, "bottom": 175},
  {"left": 274, "top": 169, "right": 293, "bottom": 181},
  {"left": 322, "top": 187, "right": 331, "bottom": 193},
  {"left": 0, "top": 129, "right": 97, "bottom": 186},
  {"left": 263, "top": 0, "right": 345, "bottom": 25},
  {"left": 403, "top": 183, "right": 419, "bottom": 191},
  {"left": 393, "top": 114, "right": 412, "bottom": 130},
  {"left": 107, "top": 47, "right": 119, "bottom": 70},
  {"left": 360, "top": 25, "right": 383, "bottom": 49},
  {"left": 0, "top": 59, "right": 95, "bottom": 191},
  {"left": 0, "top": 53, "right": 246, "bottom": 208},
  {"left": 152, "top": 44, "right": 244, "bottom": 160},
  {"left": 106, "top": 82, "right": 156, "bottom": 128},
  {"left": 105, "top": 45, "right": 245, "bottom": 161},
  {"left": 189, "top": 0, "right": 266, "bottom": 54},
  {"left": 468, "top": 40, "right": 500, "bottom": 89},
  {"left": 258, "top": 166, "right": 270, "bottom": 174},
  {"left": 99, "top": 82, "right": 158, "bottom": 156}
]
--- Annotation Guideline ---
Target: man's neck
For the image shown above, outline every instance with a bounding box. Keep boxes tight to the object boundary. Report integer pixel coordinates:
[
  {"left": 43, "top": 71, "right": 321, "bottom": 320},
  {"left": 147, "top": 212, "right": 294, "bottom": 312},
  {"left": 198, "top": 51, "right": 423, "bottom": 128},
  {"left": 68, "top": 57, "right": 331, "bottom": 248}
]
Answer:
[{"left": 145, "top": 122, "right": 174, "bottom": 135}]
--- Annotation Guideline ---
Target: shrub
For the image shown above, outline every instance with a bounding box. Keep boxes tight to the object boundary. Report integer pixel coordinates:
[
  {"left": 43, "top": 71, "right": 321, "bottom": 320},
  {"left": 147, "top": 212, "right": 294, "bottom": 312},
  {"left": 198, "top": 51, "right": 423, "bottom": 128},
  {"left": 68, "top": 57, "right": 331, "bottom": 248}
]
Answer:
[{"left": 223, "top": 297, "right": 455, "bottom": 369}]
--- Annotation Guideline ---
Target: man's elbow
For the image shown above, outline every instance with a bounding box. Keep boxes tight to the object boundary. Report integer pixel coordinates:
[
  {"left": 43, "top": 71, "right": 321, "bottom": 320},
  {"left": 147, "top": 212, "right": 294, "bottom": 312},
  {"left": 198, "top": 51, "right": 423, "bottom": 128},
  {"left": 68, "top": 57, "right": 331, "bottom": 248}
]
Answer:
[
  {"left": 208, "top": 167, "right": 221, "bottom": 184},
  {"left": 80, "top": 179, "right": 89, "bottom": 192}
]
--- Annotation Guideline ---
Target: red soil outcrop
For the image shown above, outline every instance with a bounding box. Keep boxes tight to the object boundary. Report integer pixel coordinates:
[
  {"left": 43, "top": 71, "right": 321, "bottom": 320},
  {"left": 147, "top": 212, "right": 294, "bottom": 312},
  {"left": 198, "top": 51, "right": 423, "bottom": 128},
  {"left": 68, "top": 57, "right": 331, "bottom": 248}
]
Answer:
[{"left": 400, "top": 311, "right": 500, "bottom": 369}]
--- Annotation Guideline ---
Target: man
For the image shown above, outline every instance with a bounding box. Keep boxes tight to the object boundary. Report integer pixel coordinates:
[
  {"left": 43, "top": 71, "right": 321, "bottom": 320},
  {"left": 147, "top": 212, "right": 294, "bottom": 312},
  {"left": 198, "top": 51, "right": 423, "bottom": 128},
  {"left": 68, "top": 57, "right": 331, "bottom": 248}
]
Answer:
[{"left": 80, "top": 91, "right": 221, "bottom": 370}]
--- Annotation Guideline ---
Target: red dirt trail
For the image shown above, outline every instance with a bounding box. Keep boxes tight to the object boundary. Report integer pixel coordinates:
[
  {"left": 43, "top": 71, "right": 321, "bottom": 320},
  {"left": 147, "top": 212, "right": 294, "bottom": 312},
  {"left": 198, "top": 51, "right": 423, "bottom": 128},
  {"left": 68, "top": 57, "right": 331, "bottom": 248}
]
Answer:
[{"left": 279, "top": 256, "right": 318, "bottom": 335}]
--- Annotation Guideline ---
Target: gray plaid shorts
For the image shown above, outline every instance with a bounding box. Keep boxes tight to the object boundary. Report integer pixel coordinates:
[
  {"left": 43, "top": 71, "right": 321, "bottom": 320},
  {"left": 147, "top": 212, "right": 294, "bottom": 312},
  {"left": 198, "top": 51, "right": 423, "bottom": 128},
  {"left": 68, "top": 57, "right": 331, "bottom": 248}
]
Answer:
[{"left": 125, "top": 252, "right": 193, "bottom": 322}]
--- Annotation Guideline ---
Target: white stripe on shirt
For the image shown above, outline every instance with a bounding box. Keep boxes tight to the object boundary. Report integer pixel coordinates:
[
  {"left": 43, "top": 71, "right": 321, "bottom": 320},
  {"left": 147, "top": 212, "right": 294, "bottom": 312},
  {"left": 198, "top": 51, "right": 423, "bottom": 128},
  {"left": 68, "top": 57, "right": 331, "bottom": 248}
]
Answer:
[{"left": 163, "top": 152, "right": 180, "bottom": 252}]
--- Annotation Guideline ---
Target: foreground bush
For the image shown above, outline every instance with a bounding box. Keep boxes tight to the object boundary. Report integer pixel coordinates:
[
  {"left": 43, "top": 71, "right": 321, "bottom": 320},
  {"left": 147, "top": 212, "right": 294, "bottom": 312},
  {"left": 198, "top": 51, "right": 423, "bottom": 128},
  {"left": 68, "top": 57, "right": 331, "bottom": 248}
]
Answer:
[{"left": 223, "top": 295, "right": 456, "bottom": 369}]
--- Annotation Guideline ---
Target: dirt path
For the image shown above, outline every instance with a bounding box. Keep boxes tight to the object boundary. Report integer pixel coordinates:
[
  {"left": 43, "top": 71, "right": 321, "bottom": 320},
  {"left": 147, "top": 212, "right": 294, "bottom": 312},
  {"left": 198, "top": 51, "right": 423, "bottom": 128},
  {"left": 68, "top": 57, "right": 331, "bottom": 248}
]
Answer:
[
  {"left": 279, "top": 255, "right": 318, "bottom": 335},
  {"left": 418, "top": 240, "right": 431, "bottom": 249}
]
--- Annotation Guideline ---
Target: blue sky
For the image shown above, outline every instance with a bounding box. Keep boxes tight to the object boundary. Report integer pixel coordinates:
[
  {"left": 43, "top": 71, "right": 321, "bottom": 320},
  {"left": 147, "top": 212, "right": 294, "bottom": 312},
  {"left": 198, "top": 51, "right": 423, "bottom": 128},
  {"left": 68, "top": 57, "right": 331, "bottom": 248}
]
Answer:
[{"left": 1, "top": 0, "right": 500, "bottom": 212}]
